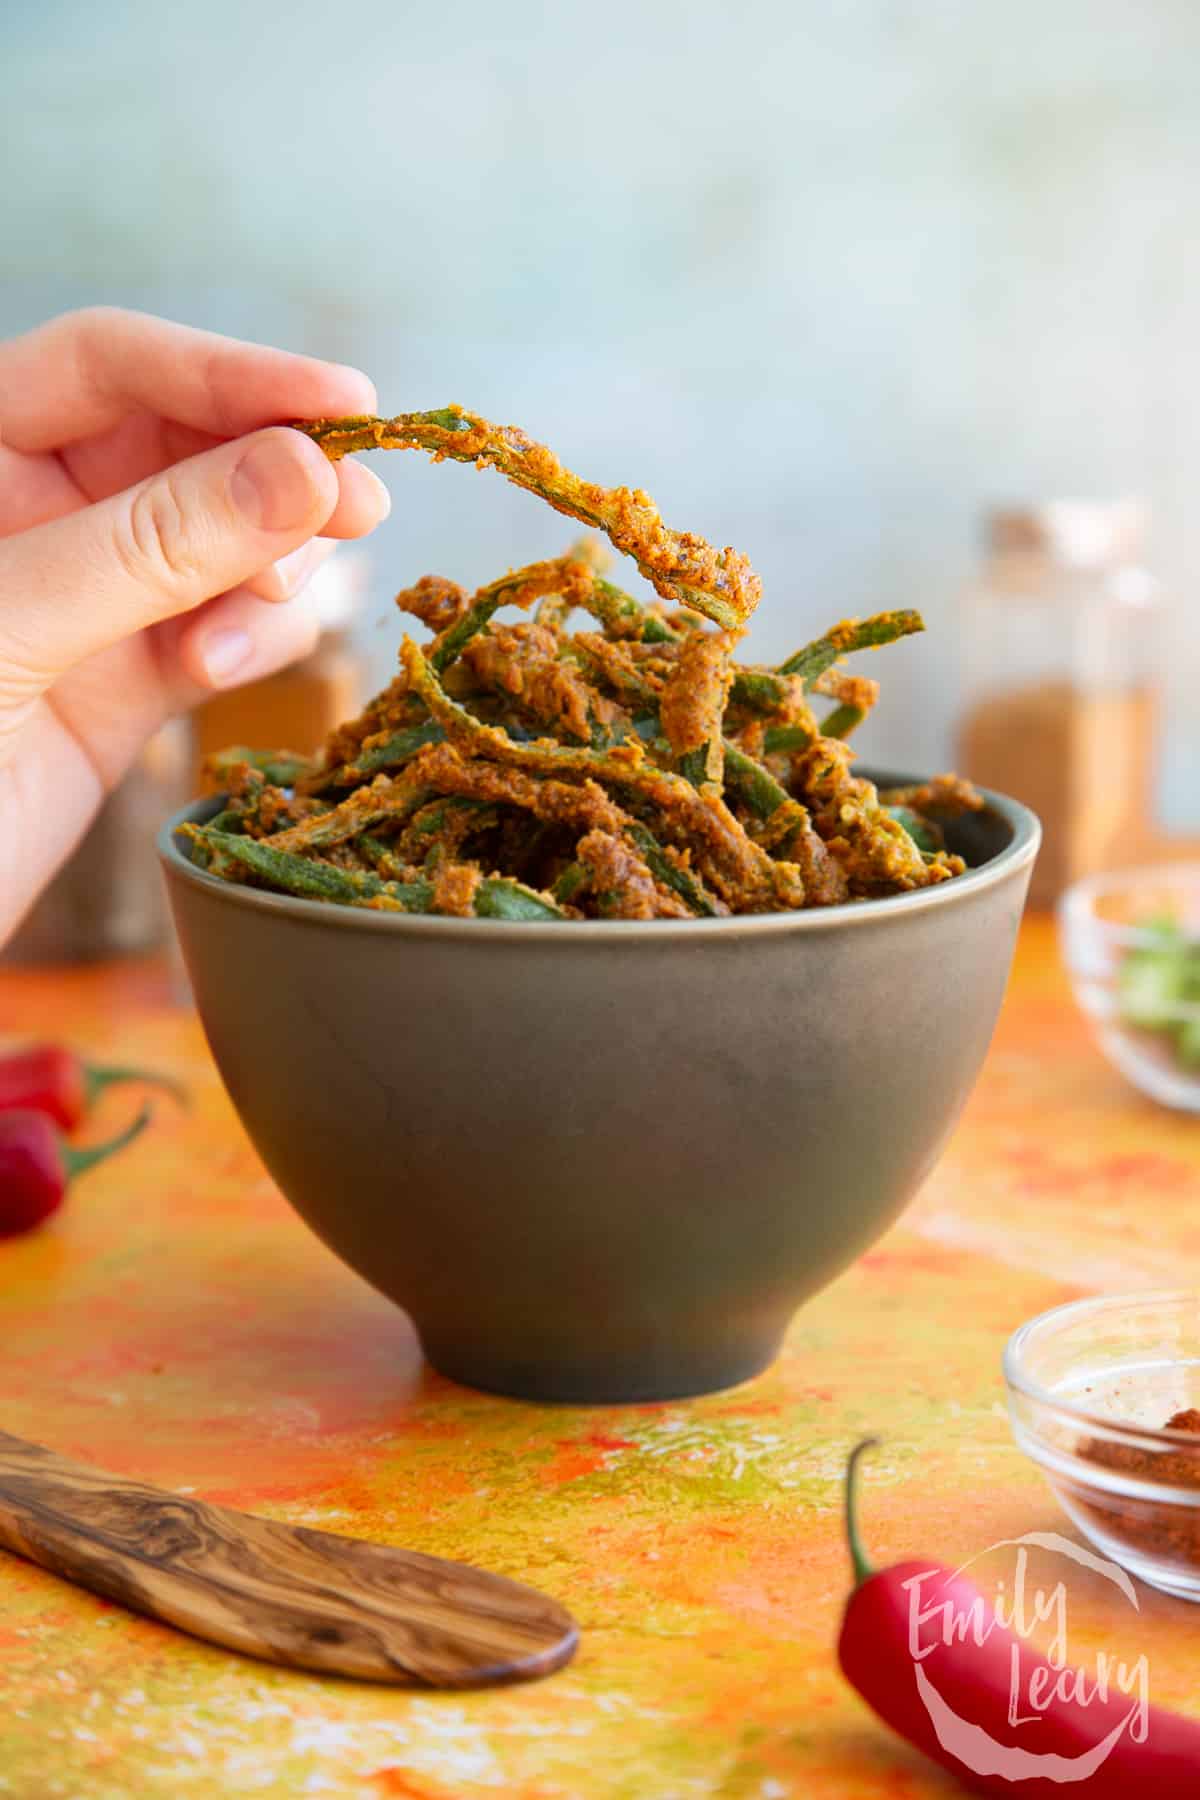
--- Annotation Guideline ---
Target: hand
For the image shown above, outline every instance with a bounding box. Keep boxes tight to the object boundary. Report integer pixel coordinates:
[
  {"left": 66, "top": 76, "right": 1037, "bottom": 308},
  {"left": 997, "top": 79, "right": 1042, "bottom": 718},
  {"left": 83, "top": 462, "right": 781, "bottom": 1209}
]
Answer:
[{"left": 0, "top": 308, "right": 390, "bottom": 945}]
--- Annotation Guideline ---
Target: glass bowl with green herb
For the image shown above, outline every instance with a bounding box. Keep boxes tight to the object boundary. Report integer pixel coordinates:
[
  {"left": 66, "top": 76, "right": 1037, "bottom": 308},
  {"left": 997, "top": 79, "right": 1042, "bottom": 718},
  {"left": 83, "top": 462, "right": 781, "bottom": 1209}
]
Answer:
[{"left": 1060, "top": 866, "right": 1200, "bottom": 1111}]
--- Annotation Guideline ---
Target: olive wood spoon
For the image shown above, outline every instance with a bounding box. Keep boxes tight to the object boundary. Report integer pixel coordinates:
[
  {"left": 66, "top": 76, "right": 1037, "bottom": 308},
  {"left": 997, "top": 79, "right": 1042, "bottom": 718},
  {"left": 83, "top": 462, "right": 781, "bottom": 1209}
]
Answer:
[{"left": 0, "top": 1431, "right": 578, "bottom": 1686}]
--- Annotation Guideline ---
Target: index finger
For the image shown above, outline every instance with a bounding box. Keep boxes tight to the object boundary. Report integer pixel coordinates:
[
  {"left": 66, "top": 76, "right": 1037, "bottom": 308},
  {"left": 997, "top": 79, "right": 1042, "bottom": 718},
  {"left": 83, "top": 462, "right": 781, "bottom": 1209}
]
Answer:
[{"left": 0, "top": 308, "right": 378, "bottom": 453}]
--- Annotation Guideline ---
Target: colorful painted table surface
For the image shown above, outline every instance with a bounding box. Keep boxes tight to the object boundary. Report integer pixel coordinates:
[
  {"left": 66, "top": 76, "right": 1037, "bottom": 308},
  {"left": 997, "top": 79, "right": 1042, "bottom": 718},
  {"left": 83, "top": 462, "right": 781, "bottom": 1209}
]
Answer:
[{"left": 2, "top": 914, "right": 1199, "bottom": 1800}]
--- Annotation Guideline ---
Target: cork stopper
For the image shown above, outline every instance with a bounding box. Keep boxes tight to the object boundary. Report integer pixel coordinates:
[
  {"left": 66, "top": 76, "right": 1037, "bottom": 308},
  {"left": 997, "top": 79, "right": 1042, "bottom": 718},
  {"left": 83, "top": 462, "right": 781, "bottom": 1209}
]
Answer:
[{"left": 986, "top": 500, "right": 1146, "bottom": 568}]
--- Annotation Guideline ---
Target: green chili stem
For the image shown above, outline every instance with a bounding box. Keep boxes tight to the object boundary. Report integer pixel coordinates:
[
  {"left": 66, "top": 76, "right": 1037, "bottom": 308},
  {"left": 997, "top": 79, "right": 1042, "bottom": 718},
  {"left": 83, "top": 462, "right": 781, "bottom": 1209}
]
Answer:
[
  {"left": 62, "top": 1104, "right": 153, "bottom": 1182},
  {"left": 83, "top": 1063, "right": 186, "bottom": 1111},
  {"left": 844, "top": 1436, "right": 882, "bottom": 1588}
]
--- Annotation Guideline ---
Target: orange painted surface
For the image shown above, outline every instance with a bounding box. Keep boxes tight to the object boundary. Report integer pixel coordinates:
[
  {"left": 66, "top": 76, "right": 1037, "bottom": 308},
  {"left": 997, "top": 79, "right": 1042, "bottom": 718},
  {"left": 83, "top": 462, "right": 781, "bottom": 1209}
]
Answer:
[{"left": 1, "top": 914, "right": 1199, "bottom": 1796}]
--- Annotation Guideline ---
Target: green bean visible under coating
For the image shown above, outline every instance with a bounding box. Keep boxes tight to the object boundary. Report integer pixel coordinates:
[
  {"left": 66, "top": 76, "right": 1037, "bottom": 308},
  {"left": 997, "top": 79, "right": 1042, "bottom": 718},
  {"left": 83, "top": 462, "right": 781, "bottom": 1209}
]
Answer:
[
  {"left": 204, "top": 806, "right": 247, "bottom": 834},
  {"left": 400, "top": 638, "right": 785, "bottom": 908},
  {"left": 203, "top": 746, "right": 316, "bottom": 790},
  {"left": 194, "top": 418, "right": 961, "bottom": 919},
  {"left": 264, "top": 771, "right": 433, "bottom": 854},
  {"left": 551, "top": 862, "right": 589, "bottom": 904},
  {"left": 728, "top": 669, "right": 788, "bottom": 712},
  {"left": 819, "top": 703, "right": 866, "bottom": 740},
  {"left": 185, "top": 826, "right": 564, "bottom": 920},
  {"left": 356, "top": 832, "right": 411, "bottom": 879},
  {"left": 721, "top": 742, "right": 791, "bottom": 822},
  {"left": 471, "top": 881, "right": 566, "bottom": 921},
  {"left": 535, "top": 593, "right": 573, "bottom": 631},
  {"left": 431, "top": 559, "right": 590, "bottom": 674},
  {"left": 579, "top": 578, "right": 678, "bottom": 644},
  {"left": 777, "top": 611, "right": 924, "bottom": 686},
  {"left": 184, "top": 827, "right": 426, "bottom": 908},
  {"left": 313, "top": 720, "right": 445, "bottom": 790},
  {"left": 296, "top": 408, "right": 760, "bottom": 632},
  {"left": 623, "top": 822, "right": 722, "bottom": 917},
  {"left": 885, "top": 806, "right": 942, "bottom": 855},
  {"left": 762, "top": 724, "right": 815, "bottom": 755}
]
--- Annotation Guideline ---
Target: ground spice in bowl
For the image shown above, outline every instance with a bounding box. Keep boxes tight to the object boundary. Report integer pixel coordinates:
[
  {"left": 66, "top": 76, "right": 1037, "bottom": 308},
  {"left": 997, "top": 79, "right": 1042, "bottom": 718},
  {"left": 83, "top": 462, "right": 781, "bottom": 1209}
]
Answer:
[{"left": 1075, "top": 1409, "right": 1200, "bottom": 1574}]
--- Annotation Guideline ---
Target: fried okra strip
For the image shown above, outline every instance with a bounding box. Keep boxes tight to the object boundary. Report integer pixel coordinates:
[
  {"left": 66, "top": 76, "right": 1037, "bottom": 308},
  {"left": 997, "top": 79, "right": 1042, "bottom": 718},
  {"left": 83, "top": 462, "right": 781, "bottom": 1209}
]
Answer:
[
  {"left": 778, "top": 610, "right": 924, "bottom": 685},
  {"left": 297, "top": 408, "right": 761, "bottom": 631},
  {"left": 460, "top": 621, "right": 614, "bottom": 745},
  {"left": 762, "top": 723, "right": 815, "bottom": 754},
  {"left": 431, "top": 557, "right": 597, "bottom": 673},
  {"left": 313, "top": 719, "right": 446, "bottom": 791},
  {"left": 722, "top": 742, "right": 791, "bottom": 821},
  {"left": 395, "top": 574, "right": 470, "bottom": 633},
  {"left": 877, "top": 775, "right": 985, "bottom": 818},
  {"left": 211, "top": 763, "right": 329, "bottom": 838},
  {"left": 660, "top": 631, "right": 735, "bottom": 790},
  {"left": 579, "top": 578, "right": 679, "bottom": 644},
  {"left": 400, "top": 797, "right": 499, "bottom": 869},
  {"left": 810, "top": 668, "right": 877, "bottom": 739},
  {"left": 411, "top": 739, "right": 722, "bottom": 916},
  {"left": 817, "top": 704, "right": 867, "bottom": 741},
  {"left": 263, "top": 770, "right": 433, "bottom": 854},
  {"left": 535, "top": 535, "right": 612, "bottom": 630},
  {"left": 795, "top": 742, "right": 961, "bottom": 893},
  {"left": 313, "top": 674, "right": 427, "bottom": 781},
  {"left": 623, "top": 822, "right": 724, "bottom": 916},
  {"left": 202, "top": 746, "right": 315, "bottom": 792},
  {"left": 400, "top": 638, "right": 783, "bottom": 908},
  {"left": 184, "top": 827, "right": 564, "bottom": 919},
  {"left": 574, "top": 830, "right": 692, "bottom": 920},
  {"left": 884, "top": 807, "right": 944, "bottom": 855}
]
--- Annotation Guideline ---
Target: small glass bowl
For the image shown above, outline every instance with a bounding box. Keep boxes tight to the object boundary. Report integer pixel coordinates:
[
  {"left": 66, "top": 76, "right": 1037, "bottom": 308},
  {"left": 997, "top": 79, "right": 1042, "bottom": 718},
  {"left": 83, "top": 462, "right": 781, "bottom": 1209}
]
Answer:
[
  {"left": 1059, "top": 863, "right": 1200, "bottom": 1111},
  {"left": 1005, "top": 1291, "right": 1200, "bottom": 1601}
]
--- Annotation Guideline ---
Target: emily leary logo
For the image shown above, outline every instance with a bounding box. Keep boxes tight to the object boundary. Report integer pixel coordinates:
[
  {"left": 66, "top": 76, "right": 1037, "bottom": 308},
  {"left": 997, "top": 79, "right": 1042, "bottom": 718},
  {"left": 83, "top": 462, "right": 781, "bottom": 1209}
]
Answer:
[{"left": 904, "top": 1532, "right": 1150, "bottom": 1783}]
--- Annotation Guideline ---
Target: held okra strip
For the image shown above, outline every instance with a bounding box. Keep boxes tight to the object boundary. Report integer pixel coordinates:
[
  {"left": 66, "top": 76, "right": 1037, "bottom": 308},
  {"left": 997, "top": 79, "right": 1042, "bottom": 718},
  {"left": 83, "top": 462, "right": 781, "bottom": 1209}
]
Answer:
[{"left": 297, "top": 408, "right": 761, "bottom": 631}]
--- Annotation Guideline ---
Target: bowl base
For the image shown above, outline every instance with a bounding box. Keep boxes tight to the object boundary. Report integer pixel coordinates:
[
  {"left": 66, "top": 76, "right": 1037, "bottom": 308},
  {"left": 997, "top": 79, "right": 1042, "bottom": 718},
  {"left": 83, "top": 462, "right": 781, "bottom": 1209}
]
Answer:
[{"left": 420, "top": 1332, "right": 786, "bottom": 1405}]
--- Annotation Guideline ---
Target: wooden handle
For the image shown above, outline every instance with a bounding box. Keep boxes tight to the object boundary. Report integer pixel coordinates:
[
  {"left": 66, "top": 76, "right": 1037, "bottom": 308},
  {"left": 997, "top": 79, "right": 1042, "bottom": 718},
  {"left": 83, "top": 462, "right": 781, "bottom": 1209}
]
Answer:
[{"left": 0, "top": 1431, "right": 577, "bottom": 1686}]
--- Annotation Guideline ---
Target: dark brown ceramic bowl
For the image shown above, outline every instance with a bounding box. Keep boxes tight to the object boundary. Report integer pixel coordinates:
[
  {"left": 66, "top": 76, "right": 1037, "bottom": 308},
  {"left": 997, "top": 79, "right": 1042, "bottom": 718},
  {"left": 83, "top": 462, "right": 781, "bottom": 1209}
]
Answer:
[{"left": 160, "top": 777, "right": 1038, "bottom": 1403}]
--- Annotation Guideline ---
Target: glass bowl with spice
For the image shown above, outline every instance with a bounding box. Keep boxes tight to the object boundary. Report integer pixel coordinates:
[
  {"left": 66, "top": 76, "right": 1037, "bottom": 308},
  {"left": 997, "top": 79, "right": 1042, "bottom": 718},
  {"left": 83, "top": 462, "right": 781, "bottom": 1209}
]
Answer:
[
  {"left": 1059, "top": 864, "right": 1200, "bottom": 1112},
  {"left": 1006, "top": 1291, "right": 1200, "bottom": 1601}
]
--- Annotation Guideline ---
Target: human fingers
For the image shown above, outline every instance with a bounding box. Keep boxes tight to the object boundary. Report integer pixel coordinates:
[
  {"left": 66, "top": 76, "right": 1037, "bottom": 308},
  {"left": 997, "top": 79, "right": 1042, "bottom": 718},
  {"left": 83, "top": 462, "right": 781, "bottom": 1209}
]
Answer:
[
  {"left": 0, "top": 428, "right": 338, "bottom": 691},
  {"left": 172, "top": 584, "right": 322, "bottom": 692},
  {"left": 0, "top": 307, "right": 376, "bottom": 453}
]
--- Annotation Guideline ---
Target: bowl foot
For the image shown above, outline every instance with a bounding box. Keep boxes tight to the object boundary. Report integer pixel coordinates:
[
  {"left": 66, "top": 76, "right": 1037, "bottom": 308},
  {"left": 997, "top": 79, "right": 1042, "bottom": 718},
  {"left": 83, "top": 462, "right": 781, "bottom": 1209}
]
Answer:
[{"left": 419, "top": 1331, "right": 787, "bottom": 1405}]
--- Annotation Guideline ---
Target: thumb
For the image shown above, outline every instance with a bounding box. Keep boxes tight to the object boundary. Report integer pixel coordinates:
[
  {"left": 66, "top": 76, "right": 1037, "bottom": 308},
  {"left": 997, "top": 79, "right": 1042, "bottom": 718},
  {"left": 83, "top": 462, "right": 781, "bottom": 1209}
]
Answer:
[{"left": 0, "top": 428, "right": 339, "bottom": 691}]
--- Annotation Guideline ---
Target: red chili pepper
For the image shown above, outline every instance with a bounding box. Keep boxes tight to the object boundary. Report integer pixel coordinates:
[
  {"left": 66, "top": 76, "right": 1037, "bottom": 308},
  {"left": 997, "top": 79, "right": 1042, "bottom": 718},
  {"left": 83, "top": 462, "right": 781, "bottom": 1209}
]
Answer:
[
  {"left": 838, "top": 1438, "right": 1200, "bottom": 1795},
  {"left": 0, "top": 1043, "right": 183, "bottom": 1131},
  {"left": 0, "top": 1105, "right": 152, "bottom": 1238}
]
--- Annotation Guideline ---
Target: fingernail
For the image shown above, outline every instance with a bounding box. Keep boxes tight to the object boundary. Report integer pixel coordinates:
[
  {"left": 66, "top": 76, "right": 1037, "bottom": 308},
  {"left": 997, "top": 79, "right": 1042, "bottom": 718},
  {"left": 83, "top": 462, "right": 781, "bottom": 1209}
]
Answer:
[
  {"left": 268, "top": 539, "right": 324, "bottom": 599},
  {"left": 356, "top": 464, "right": 392, "bottom": 523},
  {"left": 231, "top": 432, "right": 332, "bottom": 533},
  {"left": 200, "top": 627, "right": 254, "bottom": 685}
]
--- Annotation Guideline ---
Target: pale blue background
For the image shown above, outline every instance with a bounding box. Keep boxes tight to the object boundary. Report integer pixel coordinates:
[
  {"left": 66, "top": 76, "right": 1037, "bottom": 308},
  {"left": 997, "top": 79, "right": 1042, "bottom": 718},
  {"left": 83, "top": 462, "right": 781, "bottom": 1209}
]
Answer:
[{"left": 4, "top": 1, "right": 1199, "bottom": 817}]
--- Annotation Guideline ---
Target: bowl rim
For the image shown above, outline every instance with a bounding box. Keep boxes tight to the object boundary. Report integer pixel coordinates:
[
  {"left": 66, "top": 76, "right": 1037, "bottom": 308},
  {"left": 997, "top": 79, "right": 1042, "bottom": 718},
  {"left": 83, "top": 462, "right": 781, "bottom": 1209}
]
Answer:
[
  {"left": 158, "top": 773, "right": 1040, "bottom": 941},
  {"left": 1004, "top": 1288, "right": 1200, "bottom": 1448}
]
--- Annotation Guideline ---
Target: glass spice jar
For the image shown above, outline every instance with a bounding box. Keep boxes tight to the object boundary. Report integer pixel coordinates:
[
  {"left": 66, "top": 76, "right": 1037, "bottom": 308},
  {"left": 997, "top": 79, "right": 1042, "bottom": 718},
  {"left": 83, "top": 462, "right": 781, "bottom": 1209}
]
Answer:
[
  {"left": 2, "top": 717, "right": 194, "bottom": 963},
  {"left": 956, "top": 501, "right": 1162, "bottom": 908},
  {"left": 190, "top": 548, "right": 371, "bottom": 784}
]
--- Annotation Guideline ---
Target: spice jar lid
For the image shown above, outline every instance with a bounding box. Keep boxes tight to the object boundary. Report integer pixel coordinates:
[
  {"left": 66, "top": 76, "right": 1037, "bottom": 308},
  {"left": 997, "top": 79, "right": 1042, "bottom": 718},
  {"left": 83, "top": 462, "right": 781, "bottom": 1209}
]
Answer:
[{"left": 986, "top": 499, "right": 1147, "bottom": 568}]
